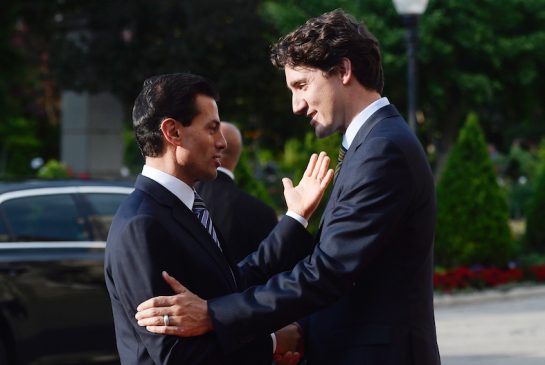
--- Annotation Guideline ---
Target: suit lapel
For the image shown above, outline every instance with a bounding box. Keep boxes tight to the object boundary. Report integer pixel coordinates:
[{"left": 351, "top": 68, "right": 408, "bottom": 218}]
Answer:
[
  {"left": 171, "top": 207, "right": 239, "bottom": 292},
  {"left": 135, "top": 175, "right": 238, "bottom": 291},
  {"left": 350, "top": 104, "right": 400, "bottom": 152}
]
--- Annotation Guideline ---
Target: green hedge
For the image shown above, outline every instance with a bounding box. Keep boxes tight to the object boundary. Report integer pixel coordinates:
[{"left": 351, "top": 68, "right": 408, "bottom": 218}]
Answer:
[{"left": 436, "top": 113, "right": 516, "bottom": 267}]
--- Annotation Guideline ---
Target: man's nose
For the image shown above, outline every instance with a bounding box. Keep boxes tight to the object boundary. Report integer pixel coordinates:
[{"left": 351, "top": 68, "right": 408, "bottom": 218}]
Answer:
[
  {"left": 217, "top": 132, "right": 227, "bottom": 150},
  {"left": 292, "top": 94, "right": 307, "bottom": 115}
]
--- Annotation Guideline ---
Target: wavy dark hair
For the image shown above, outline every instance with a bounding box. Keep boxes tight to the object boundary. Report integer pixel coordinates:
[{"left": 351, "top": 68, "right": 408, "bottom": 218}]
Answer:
[
  {"left": 132, "top": 73, "right": 219, "bottom": 157},
  {"left": 270, "top": 9, "right": 384, "bottom": 93}
]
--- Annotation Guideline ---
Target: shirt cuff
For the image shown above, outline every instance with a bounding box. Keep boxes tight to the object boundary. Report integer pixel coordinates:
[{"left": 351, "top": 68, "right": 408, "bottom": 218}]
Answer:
[
  {"left": 271, "top": 333, "right": 277, "bottom": 353},
  {"left": 285, "top": 211, "right": 308, "bottom": 228}
]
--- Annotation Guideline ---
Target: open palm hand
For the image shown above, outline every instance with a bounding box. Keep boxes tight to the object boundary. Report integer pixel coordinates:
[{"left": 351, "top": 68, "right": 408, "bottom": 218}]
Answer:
[{"left": 283, "top": 152, "right": 333, "bottom": 221}]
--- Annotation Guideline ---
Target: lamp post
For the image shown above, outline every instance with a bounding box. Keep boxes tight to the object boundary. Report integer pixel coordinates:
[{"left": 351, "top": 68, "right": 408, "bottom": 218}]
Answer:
[{"left": 393, "top": 0, "right": 429, "bottom": 132}]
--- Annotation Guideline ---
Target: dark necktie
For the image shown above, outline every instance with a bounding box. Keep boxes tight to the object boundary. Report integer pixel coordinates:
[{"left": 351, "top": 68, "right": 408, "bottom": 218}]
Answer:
[
  {"left": 193, "top": 190, "right": 238, "bottom": 285},
  {"left": 192, "top": 191, "right": 221, "bottom": 251},
  {"left": 334, "top": 144, "right": 348, "bottom": 182}
]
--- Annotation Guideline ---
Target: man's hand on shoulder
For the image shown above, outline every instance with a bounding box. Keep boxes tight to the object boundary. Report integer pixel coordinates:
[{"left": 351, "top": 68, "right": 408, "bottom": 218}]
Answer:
[{"left": 135, "top": 271, "right": 213, "bottom": 336}]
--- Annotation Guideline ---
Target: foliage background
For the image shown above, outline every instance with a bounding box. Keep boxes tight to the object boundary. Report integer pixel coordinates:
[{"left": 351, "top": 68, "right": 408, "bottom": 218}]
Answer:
[
  {"left": 525, "top": 141, "right": 545, "bottom": 254},
  {"left": 435, "top": 113, "right": 515, "bottom": 267},
  {"left": 4, "top": 0, "right": 544, "bottom": 176},
  {"left": 2, "top": 0, "right": 545, "bottom": 263}
]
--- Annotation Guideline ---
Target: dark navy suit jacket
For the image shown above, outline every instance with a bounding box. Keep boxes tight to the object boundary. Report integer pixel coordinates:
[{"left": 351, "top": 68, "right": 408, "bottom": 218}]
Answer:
[
  {"left": 207, "top": 105, "right": 441, "bottom": 365},
  {"left": 196, "top": 170, "right": 278, "bottom": 263},
  {"left": 104, "top": 175, "right": 312, "bottom": 364}
]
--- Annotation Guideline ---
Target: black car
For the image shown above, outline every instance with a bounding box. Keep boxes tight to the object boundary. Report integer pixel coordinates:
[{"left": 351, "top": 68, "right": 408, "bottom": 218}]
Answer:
[{"left": 0, "top": 180, "right": 133, "bottom": 365}]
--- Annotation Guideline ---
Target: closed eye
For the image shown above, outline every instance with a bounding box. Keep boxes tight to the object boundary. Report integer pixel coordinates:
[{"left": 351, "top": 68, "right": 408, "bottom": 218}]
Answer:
[
  {"left": 288, "top": 79, "right": 307, "bottom": 91},
  {"left": 208, "top": 121, "right": 220, "bottom": 133}
]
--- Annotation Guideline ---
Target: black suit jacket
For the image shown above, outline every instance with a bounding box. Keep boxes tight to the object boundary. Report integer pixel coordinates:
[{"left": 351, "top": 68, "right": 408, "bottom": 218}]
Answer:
[
  {"left": 207, "top": 105, "right": 441, "bottom": 364},
  {"left": 104, "top": 175, "right": 312, "bottom": 364},
  {"left": 196, "top": 170, "right": 278, "bottom": 263}
]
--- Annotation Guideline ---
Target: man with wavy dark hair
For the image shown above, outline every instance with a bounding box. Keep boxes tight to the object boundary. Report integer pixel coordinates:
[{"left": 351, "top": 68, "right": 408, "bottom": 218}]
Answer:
[
  {"left": 270, "top": 9, "right": 384, "bottom": 97},
  {"left": 136, "top": 10, "right": 440, "bottom": 365}
]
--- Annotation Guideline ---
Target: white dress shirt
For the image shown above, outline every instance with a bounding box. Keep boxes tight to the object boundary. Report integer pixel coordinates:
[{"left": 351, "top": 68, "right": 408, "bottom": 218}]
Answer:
[
  {"left": 216, "top": 166, "right": 235, "bottom": 181},
  {"left": 141, "top": 165, "right": 195, "bottom": 210},
  {"left": 342, "top": 97, "right": 390, "bottom": 149}
]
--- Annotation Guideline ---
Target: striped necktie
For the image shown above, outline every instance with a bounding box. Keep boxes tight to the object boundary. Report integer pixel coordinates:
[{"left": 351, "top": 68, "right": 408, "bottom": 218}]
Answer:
[
  {"left": 334, "top": 144, "right": 348, "bottom": 182},
  {"left": 193, "top": 190, "right": 237, "bottom": 285},
  {"left": 192, "top": 191, "right": 221, "bottom": 251}
]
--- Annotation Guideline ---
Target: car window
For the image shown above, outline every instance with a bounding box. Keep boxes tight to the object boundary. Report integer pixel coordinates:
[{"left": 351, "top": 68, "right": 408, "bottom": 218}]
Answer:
[
  {"left": 1, "top": 194, "right": 88, "bottom": 241},
  {"left": 83, "top": 193, "right": 128, "bottom": 241}
]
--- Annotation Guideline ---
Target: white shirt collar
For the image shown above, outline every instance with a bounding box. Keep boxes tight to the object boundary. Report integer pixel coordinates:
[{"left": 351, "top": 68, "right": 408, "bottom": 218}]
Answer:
[
  {"left": 342, "top": 97, "right": 390, "bottom": 149},
  {"left": 217, "top": 166, "right": 235, "bottom": 181},
  {"left": 141, "top": 165, "right": 195, "bottom": 210}
]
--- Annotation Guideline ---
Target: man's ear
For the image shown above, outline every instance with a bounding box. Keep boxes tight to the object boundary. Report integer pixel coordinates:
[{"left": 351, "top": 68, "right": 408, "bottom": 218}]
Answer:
[
  {"left": 160, "top": 118, "right": 182, "bottom": 146},
  {"left": 337, "top": 57, "right": 353, "bottom": 85}
]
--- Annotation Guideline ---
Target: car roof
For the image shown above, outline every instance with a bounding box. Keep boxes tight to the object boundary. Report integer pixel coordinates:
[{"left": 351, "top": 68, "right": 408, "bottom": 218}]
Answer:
[{"left": 0, "top": 179, "right": 135, "bottom": 195}]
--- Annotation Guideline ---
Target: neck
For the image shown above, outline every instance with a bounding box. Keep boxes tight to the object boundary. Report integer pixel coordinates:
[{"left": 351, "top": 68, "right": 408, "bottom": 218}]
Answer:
[
  {"left": 341, "top": 87, "right": 381, "bottom": 132},
  {"left": 145, "top": 156, "right": 194, "bottom": 187}
]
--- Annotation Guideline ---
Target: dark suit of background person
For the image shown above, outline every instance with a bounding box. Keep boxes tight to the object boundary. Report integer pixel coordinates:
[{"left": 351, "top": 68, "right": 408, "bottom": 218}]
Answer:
[
  {"left": 104, "top": 73, "right": 313, "bottom": 364},
  {"left": 140, "top": 11, "right": 441, "bottom": 365},
  {"left": 196, "top": 122, "right": 278, "bottom": 263}
]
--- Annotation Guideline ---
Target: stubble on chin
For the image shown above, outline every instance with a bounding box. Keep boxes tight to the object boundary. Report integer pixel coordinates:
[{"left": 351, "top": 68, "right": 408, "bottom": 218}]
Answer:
[{"left": 314, "top": 125, "right": 335, "bottom": 139}]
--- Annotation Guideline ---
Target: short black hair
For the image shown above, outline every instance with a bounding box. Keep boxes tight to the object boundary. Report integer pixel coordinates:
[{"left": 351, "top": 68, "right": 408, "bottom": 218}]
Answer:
[{"left": 132, "top": 73, "right": 219, "bottom": 157}]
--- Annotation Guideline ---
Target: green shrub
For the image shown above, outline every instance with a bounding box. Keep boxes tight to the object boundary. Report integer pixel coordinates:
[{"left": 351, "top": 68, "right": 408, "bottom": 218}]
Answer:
[
  {"left": 37, "top": 159, "right": 69, "bottom": 178},
  {"left": 436, "top": 113, "right": 516, "bottom": 267},
  {"left": 236, "top": 131, "right": 340, "bottom": 231},
  {"left": 236, "top": 148, "right": 275, "bottom": 208},
  {"left": 524, "top": 139, "right": 545, "bottom": 253},
  {"left": 0, "top": 117, "right": 41, "bottom": 177}
]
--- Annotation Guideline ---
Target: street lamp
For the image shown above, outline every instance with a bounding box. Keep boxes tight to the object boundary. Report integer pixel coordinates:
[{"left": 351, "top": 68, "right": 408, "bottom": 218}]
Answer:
[{"left": 393, "top": 0, "right": 429, "bottom": 132}]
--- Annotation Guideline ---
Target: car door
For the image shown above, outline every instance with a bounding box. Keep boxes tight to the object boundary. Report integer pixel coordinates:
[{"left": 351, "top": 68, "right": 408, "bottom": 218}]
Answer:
[{"left": 0, "top": 187, "right": 129, "bottom": 365}]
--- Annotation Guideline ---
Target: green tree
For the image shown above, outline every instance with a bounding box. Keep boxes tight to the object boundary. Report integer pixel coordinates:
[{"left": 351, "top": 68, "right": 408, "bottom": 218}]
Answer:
[
  {"left": 419, "top": 0, "right": 545, "bottom": 173},
  {"left": 0, "top": 2, "right": 22, "bottom": 122},
  {"left": 502, "top": 141, "right": 540, "bottom": 218},
  {"left": 45, "top": 0, "right": 292, "bottom": 145},
  {"left": 1, "top": 2, "right": 60, "bottom": 177},
  {"left": 525, "top": 139, "right": 545, "bottom": 253},
  {"left": 261, "top": 0, "right": 545, "bottom": 173},
  {"left": 9, "top": 0, "right": 545, "bottom": 181},
  {"left": 0, "top": 117, "right": 41, "bottom": 177},
  {"left": 436, "top": 113, "right": 515, "bottom": 267}
]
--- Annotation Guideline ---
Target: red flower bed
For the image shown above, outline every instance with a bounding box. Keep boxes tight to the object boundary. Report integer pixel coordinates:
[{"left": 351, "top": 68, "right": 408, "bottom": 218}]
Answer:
[
  {"left": 434, "top": 265, "right": 544, "bottom": 292},
  {"left": 529, "top": 265, "right": 545, "bottom": 281}
]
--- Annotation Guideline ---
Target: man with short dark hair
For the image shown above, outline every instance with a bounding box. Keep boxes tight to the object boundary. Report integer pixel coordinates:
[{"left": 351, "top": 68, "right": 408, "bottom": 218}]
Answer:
[
  {"left": 137, "top": 9, "right": 440, "bottom": 365},
  {"left": 105, "top": 73, "right": 332, "bottom": 364}
]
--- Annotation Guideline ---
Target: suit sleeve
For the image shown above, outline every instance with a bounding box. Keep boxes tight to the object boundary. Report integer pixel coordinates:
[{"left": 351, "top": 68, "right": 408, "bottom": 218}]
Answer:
[
  {"left": 250, "top": 201, "right": 278, "bottom": 243},
  {"left": 107, "top": 215, "right": 272, "bottom": 364},
  {"left": 208, "top": 138, "right": 414, "bottom": 351},
  {"left": 237, "top": 215, "right": 314, "bottom": 287}
]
